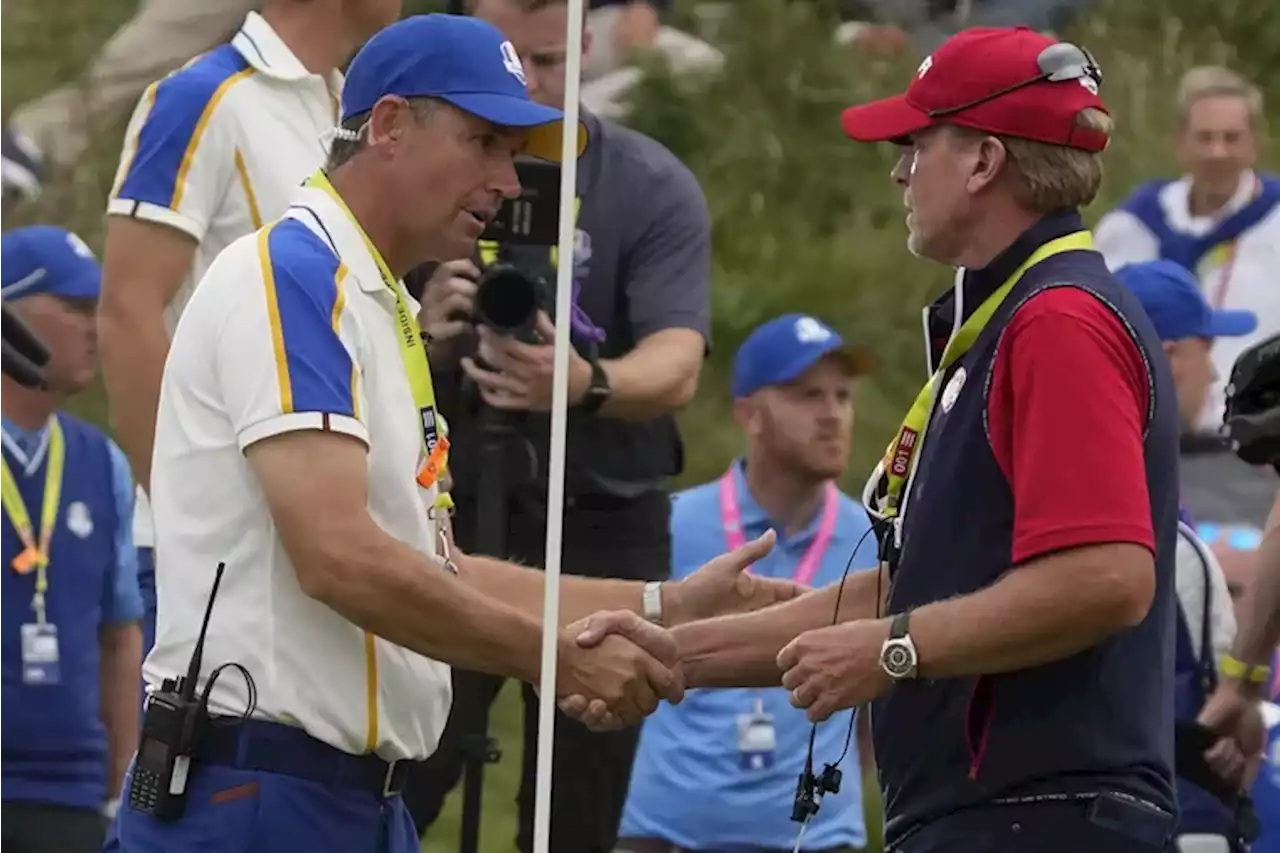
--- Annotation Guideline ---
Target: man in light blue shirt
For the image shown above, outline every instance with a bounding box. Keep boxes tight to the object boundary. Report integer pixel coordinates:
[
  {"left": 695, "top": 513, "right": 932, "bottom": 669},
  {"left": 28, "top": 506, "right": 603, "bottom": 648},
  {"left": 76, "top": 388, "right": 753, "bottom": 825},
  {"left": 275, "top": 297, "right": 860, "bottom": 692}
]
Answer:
[{"left": 618, "top": 314, "right": 879, "bottom": 853}]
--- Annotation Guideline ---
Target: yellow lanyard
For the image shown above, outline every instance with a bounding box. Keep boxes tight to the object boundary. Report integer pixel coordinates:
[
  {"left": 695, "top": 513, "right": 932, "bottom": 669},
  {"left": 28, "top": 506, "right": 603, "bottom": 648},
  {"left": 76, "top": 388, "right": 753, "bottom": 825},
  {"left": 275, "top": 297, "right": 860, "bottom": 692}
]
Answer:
[
  {"left": 304, "top": 170, "right": 453, "bottom": 509},
  {"left": 880, "top": 231, "right": 1095, "bottom": 518},
  {"left": 1, "top": 417, "right": 65, "bottom": 624}
]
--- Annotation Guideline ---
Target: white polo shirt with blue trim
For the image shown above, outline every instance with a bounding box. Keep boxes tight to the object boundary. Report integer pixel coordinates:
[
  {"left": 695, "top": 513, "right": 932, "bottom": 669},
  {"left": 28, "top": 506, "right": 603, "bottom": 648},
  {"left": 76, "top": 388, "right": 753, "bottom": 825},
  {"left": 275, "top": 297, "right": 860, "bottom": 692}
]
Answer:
[
  {"left": 144, "top": 183, "right": 451, "bottom": 763},
  {"left": 106, "top": 10, "right": 341, "bottom": 548}
]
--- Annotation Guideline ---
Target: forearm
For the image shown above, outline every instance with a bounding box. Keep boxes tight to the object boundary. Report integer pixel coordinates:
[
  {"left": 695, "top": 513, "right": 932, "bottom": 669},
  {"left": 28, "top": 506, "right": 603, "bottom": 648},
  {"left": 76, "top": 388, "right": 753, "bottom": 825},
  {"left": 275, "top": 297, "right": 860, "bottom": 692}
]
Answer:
[
  {"left": 314, "top": 531, "right": 544, "bottom": 684},
  {"left": 99, "top": 624, "right": 143, "bottom": 798},
  {"left": 909, "top": 561, "right": 1146, "bottom": 679},
  {"left": 676, "top": 572, "right": 879, "bottom": 688},
  {"left": 1231, "top": 524, "right": 1280, "bottom": 666},
  {"left": 457, "top": 553, "right": 648, "bottom": 626},
  {"left": 99, "top": 310, "right": 168, "bottom": 493},
  {"left": 588, "top": 330, "right": 700, "bottom": 420}
]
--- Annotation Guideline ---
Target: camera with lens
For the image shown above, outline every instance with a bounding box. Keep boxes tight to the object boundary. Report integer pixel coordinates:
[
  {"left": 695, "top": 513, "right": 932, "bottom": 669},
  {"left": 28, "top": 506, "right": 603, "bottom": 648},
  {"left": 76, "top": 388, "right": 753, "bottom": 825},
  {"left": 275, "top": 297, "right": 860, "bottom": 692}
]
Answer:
[
  {"left": 1224, "top": 331, "right": 1280, "bottom": 472},
  {"left": 470, "top": 158, "right": 563, "bottom": 344}
]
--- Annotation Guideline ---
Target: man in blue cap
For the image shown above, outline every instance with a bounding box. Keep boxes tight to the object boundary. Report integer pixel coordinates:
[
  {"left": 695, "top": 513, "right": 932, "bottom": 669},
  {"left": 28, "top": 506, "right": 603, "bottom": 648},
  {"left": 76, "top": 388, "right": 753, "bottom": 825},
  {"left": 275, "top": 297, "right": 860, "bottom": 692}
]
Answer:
[
  {"left": 1, "top": 226, "right": 144, "bottom": 853},
  {"left": 619, "top": 314, "right": 878, "bottom": 853},
  {"left": 1116, "top": 258, "right": 1260, "bottom": 853},
  {"left": 107, "top": 15, "right": 791, "bottom": 853}
]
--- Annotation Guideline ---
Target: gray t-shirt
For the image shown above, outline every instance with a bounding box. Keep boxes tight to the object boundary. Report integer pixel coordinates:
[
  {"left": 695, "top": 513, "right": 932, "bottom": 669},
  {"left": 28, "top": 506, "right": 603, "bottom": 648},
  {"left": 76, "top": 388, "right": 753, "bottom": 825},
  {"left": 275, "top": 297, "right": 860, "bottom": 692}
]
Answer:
[{"left": 433, "top": 109, "right": 712, "bottom": 501}]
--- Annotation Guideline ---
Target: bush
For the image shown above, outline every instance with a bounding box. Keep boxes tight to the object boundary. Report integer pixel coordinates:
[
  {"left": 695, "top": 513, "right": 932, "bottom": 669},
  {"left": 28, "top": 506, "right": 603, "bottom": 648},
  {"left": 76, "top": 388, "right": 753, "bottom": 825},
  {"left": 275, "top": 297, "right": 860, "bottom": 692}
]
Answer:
[
  {"left": 2, "top": 2, "right": 1278, "bottom": 849},
  {"left": 617, "top": 0, "right": 1280, "bottom": 491}
]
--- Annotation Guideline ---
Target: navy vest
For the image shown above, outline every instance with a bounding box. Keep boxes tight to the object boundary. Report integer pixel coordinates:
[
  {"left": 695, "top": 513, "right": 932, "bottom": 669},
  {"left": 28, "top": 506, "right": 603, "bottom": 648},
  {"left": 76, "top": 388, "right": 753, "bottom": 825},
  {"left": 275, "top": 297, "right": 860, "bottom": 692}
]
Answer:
[
  {"left": 1172, "top": 524, "right": 1235, "bottom": 836},
  {"left": 2, "top": 413, "right": 121, "bottom": 810},
  {"left": 871, "top": 213, "right": 1181, "bottom": 845},
  {"left": 1117, "top": 175, "right": 1280, "bottom": 272}
]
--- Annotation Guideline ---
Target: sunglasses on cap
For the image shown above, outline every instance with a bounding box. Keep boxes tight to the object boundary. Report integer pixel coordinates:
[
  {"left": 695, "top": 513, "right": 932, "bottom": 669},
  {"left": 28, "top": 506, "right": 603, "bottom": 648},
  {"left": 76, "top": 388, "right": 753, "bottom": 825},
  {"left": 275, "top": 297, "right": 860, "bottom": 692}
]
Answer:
[{"left": 927, "top": 42, "right": 1104, "bottom": 119}]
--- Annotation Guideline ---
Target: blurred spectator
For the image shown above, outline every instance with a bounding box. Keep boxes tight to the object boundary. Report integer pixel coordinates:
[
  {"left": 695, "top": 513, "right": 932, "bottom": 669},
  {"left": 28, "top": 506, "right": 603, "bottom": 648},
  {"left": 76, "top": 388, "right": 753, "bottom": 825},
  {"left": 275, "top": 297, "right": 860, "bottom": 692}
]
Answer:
[
  {"left": 1097, "top": 66, "right": 1280, "bottom": 529},
  {"left": 1116, "top": 260, "right": 1260, "bottom": 852},
  {"left": 1, "top": 227, "right": 144, "bottom": 853},
  {"left": 616, "top": 314, "right": 878, "bottom": 853},
  {"left": 6, "top": 0, "right": 257, "bottom": 171},
  {"left": 831, "top": 0, "right": 1097, "bottom": 55},
  {"left": 579, "top": 0, "right": 723, "bottom": 119},
  {"left": 96, "top": 0, "right": 396, "bottom": 661},
  {"left": 1, "top": 127, "right": 44, "bottom": 215}
]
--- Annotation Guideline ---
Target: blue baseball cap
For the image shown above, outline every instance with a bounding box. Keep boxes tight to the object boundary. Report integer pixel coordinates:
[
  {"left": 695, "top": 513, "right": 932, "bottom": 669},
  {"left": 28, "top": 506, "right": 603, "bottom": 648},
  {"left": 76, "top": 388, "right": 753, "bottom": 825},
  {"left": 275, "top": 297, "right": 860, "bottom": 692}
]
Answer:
[
  {"left": 1116, "top": 260, "right": 1257, "bottom": 341},
  {"left": 1, "top": 225, "right": 101, "bottom": 302},
  {"left": 340, "top": 15, "right": 587, "bottom": 162},
  {"left": 732, "top": 314, "right": 875, "bottom": 398}
]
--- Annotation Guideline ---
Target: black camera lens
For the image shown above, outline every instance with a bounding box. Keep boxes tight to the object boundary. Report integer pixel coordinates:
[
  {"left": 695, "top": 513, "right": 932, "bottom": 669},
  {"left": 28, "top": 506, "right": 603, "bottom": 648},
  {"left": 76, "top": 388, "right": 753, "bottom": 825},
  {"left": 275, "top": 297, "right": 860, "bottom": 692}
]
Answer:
[{"left": 474, "top": 263, "right": 543, "bottom": 337}]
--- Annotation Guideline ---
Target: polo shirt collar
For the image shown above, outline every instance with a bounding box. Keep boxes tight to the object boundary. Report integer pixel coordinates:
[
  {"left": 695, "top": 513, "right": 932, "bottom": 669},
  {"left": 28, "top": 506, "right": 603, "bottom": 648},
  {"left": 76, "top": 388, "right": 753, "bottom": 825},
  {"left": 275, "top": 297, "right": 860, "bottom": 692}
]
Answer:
[
  {"left": 232, "top": 11, "right": 343, "bottom": 93},
  {"left": 285, "top": 183, "right": 395, "bottom": 300},
  {"left": 923, "top": 209, "right": 1086, "bottom": 370},
  {"left": 727, "top": 458, "right": 829, "bottom": 547}
]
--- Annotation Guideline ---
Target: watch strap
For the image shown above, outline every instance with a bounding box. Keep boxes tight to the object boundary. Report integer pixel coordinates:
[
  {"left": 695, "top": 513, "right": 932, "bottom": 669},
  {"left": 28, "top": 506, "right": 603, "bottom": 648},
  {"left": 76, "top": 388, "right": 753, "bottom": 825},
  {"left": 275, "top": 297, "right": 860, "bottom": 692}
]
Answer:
[
  {"left": 579, "top": 358, "right": 610, "bottom": 414},
  {"left": 643, "top": 581, "right": 664, "bottom": 625},
  {"left": 889, "top": 609, "right": 911, "bottom": 640}
]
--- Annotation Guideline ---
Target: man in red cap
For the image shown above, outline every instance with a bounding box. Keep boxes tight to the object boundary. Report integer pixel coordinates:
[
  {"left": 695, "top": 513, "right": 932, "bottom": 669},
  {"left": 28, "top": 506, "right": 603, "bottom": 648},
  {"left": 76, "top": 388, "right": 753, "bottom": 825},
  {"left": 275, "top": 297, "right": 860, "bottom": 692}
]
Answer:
[{"left": 563, "top": 25, "right": 1186, "bottom": 853}]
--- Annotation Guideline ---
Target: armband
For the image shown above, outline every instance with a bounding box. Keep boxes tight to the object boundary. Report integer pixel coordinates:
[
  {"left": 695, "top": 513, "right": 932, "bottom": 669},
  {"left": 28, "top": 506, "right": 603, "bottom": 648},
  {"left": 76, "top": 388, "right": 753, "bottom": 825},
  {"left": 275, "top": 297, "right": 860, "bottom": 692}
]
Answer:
[{"left": 1218, "top": 653, "right": 1272, "bottom": 686}]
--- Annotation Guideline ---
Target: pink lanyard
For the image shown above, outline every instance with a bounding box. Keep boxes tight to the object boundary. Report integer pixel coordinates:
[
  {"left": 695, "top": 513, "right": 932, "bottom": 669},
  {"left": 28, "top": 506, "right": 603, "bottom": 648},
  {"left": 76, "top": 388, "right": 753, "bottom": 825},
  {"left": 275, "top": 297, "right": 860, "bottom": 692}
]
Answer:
[{"left": 718, "top": 469, "right": 839, "bottom": 587}]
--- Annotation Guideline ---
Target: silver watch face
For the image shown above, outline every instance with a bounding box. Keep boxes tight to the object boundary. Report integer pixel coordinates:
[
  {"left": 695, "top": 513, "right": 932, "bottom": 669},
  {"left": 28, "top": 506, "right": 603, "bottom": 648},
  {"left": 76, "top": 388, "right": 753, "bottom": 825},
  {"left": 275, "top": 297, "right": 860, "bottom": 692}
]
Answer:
[{"left": 882, "top": 640, "right": 916, "bottom": 678}]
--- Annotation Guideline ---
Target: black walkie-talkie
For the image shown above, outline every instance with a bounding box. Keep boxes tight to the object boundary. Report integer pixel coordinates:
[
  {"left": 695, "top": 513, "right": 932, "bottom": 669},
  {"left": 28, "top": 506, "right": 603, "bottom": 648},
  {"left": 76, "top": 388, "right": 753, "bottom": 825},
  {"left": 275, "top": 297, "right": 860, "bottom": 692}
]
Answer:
[{"left": 128, "top": 563, "right": 225, "bottom": 822}]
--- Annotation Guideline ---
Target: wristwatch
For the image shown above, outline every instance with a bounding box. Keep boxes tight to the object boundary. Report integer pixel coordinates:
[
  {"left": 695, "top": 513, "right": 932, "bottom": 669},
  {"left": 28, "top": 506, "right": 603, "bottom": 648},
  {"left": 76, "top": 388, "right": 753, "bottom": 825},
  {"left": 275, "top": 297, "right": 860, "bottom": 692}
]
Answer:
[
  {"left": 578, "top": 356, "right": 611, "bottom": 414},
  {"left": 880, "top": 610, "right": 919, "bottom": 681}
]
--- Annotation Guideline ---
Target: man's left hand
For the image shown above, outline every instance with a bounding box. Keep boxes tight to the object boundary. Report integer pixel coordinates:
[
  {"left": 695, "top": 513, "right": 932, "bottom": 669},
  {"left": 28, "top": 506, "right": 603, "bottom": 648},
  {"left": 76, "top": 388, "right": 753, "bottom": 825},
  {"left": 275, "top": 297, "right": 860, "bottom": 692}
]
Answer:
[
  {"left": 778, "top": 619, "right": 893, "bottom": 723},
  {"left": 460, "top": 312, "right": 591, "bottom": 411},
  {"left": 664, "top": 529, "right": 806, "bottom": 624}
]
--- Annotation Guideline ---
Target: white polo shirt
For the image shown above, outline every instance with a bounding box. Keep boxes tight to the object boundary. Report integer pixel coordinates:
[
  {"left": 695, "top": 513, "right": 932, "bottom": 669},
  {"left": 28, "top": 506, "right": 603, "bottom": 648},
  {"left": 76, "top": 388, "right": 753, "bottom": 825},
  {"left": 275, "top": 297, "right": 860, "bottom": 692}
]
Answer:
[
  {"left": 143, "top": 182, "right": 452, "bottom": 763},
  {"left": 106, "top": 10, "right": 341, "bottom": 546},
  {"left": 1095, "top": 171, "right": 1280, "bottom": 434}
]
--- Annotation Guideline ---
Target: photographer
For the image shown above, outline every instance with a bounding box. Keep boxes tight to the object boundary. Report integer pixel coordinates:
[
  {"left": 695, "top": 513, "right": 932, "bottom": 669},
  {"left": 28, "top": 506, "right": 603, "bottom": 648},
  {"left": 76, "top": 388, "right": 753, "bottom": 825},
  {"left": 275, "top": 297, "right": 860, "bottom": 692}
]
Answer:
[{"left": 402, "top": 1, "right": 710, "bottom": 850}]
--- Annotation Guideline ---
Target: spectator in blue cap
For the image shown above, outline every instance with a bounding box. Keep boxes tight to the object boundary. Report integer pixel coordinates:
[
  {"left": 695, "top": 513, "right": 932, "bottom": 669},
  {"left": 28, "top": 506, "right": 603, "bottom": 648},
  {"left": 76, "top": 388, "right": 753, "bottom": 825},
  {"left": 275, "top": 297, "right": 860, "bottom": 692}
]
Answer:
[
  {"left": 1, "top": 225, "right": 143, "bottom": 853},
  {"left": 1117, "top": 258, "right": 1261, "bottom": 853},
  {"left": 618, "top": 313, "right": 877, "bottom": 853},
  {"left": 1117, "top": 259, "right": 1257, "bottom": 434}
]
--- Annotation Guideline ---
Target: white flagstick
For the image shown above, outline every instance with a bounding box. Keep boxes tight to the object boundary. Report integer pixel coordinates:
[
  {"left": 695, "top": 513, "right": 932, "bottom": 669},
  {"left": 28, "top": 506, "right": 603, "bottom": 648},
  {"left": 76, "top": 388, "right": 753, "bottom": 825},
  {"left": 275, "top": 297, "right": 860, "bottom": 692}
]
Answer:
[{"left": 532, "top": 0, "right": 585, "bottom": 851}]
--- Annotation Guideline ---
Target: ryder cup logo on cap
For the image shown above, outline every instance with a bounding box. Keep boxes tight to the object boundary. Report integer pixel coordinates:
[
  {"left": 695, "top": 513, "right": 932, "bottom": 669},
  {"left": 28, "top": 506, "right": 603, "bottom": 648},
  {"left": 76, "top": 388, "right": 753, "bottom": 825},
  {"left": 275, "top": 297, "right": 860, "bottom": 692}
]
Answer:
[
  {"left": 338, "top": 14, "right": 586, "bottom": 162},
  {"left": 841, "top": 26, "right": 1109, "bottom": 152},
  {"left": 732, "top": 313, "right": 875, "bottom": 399},
  {"left": 500, "top": 40, "right": 526, "bottom": 85}
]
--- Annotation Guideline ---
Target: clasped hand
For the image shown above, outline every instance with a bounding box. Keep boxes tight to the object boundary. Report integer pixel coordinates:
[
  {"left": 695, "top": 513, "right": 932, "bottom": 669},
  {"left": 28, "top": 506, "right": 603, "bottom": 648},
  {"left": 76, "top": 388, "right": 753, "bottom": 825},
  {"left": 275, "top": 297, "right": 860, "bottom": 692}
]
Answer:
[{"left": 555, "top": 610, "right": 685, "bottom": 730}]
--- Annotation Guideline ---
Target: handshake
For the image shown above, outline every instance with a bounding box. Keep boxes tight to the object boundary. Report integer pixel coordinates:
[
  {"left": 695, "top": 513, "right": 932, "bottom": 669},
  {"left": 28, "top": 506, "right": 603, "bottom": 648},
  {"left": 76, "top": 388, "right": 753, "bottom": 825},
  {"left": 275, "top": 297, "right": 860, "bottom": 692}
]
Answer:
[
  {"left": 549, "top": 529, "right": 786, "bottom": 731},
  {"left": 554, "top": 610, "right": 686, "bottom": 731}
]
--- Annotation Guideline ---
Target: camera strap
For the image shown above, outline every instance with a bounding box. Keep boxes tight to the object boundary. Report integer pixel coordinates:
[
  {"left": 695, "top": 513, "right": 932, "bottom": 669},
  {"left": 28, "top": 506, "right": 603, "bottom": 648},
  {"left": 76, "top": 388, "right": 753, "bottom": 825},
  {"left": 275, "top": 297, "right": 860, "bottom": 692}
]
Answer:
[
  {"left": 1, "top": 415, "right": 64, "bottom": 625},
  {"left": 304, "top": 170, "right": 452, "bottom": 509},
  {"left": 871, "top": 231, "right": 1094, "bottom": 533}
]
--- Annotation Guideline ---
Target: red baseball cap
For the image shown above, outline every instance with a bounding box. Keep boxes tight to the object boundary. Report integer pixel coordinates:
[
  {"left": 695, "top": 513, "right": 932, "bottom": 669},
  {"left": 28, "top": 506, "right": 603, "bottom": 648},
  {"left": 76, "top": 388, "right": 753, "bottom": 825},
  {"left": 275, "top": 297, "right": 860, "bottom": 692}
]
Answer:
[{"left": 841, "top": 26, "right": 1110, "bottom": 151}]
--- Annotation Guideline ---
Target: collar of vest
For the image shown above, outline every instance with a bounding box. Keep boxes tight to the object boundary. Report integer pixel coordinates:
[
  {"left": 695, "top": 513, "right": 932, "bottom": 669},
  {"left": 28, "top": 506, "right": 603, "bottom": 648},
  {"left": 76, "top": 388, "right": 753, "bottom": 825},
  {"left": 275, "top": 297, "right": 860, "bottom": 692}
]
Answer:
[{"left": 925, "top": 209, "right": 1088, "bottom": 359}]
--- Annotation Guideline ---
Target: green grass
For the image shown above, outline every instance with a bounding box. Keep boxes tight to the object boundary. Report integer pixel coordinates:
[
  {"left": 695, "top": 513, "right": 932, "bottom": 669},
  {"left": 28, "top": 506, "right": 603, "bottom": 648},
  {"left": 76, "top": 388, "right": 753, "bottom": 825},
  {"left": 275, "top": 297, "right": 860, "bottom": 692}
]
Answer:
[{"left": 4, "top": 0, "right": 1278, "bottom": 850}]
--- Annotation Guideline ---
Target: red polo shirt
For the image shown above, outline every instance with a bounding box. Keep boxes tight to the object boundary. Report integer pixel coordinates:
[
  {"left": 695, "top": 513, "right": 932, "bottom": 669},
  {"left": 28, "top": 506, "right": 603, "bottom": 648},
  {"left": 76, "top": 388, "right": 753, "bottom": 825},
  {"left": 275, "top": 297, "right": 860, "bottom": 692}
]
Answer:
[{"left": 985, "top": 287, "right": 1156, "bottom": 565}]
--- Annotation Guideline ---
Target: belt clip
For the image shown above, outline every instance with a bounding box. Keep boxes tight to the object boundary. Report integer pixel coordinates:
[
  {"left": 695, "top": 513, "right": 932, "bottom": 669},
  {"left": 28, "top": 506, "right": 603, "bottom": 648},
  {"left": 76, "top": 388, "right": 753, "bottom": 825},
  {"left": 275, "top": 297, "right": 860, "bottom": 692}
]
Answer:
[{"left": 382, "top": 760, "right": 400, "bottom": 797}]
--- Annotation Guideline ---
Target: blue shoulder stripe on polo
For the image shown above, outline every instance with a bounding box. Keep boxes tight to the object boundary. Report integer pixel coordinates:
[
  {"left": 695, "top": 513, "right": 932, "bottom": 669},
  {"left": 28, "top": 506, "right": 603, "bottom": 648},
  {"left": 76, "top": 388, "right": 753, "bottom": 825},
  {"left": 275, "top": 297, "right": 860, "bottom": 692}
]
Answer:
[
  {"left": 114, "top": 44, "right": 252, "bottom": 209},
  {"left": 258, "top": 219, "right": 357, "bottom": 418}
]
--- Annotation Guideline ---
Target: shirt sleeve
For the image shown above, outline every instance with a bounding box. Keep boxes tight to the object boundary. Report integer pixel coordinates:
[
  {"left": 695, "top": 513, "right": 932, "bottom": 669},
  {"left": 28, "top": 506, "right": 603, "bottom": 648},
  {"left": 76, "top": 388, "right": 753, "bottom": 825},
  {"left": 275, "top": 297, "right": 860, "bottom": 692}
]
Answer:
[
  {"left": 1093, "top": 210, "right": 1160, "bottom": 272},
  {"left": 215, "top": 223, "right": 369, "bottom": 451},
  {"left": 106, "top": 64, "right": 246, "bottom": 241},
  {"left": 622, "top": 158, "right": 712, "bottom": 345},
  {"left": 986, "top": 287, "right": 1155, "bottom": 564},
  {"left": 101, "top": 439, "right": 145, "bottom": 625}
]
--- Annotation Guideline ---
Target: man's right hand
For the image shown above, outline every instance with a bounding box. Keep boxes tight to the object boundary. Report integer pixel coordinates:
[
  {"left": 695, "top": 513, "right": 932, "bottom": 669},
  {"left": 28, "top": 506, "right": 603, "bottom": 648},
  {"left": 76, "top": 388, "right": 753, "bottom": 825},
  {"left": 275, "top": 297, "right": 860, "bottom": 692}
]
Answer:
[
  {"left": 418, "top": 259, "right": 479, "bottom": 344},
  {"left": 1200, "top": 680, "right": 1266, "bottom": 767},
  {"left": 555, "top": 610, "right": 684, "bottom": 730}
]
